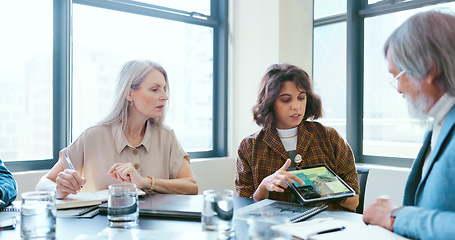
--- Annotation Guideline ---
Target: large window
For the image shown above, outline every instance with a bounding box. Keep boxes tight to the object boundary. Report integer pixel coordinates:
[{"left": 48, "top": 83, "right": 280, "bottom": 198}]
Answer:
[
  {"left": 1, "top": 0, "right": 228, "bottom": 171},
  {"left": 314, "top": 0, "right": 346, "bottom": 19},
  {"left": 313, "top": 22, "right": 347, "bottom": 137},
  {"left": 133, "top": 0, "right": 211, "bottom": 16},
  {"left": 314, "top": 0, "right": 455, "bottom": 167},
  {"left": 72, "top": 4, "right": 214, "bottom": 152},
  {"left": 0, "top": 1, "right": 53, "bottom": 162},
  {"left": 363, "top": 8, "right": 428, "bottom": 158}
]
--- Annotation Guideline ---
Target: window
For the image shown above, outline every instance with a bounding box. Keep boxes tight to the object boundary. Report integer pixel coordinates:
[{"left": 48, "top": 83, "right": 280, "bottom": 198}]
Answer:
[
  {"left": 1, "top": 0, "right": 228, "bottom": 171},
  {"left": 133, "top": 0, "right": 211, "bottom": 16},
  {"left": 314, "top": 0, "right": 346, "bottom": 19},
  {"left": 0, "top": 0, "right": 53, "bottom": 162},
  {"left": 363, "top": 8, "right": 425, "bottom": 158},
  {"left": 313, "top": 22, "right": 347, "bottom": 137},
  {"left": 363, "top": 1, "right": 455, "bottom": 159},
  {"left": 314, "top": 0, "right": 455, "bottom": 167},
  {"left": 72, "top": 4, "right": 214, "bottom": 152}
]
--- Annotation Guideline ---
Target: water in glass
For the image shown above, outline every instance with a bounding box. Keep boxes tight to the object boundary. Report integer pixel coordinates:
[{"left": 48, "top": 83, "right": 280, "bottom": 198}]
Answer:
[
  {"left": 108, "top": 183, "right": 139, "bottom": 228},
  {"left": 21, "top": 191, "right": 56, "bottom": 239},
  {"left": 202, "top": 189, "right": 234, "bottom": 238}
]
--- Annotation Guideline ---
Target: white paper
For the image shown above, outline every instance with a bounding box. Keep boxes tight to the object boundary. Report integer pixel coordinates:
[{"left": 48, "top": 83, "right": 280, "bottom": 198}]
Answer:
[{"left": 274, "top": 218, "right": 409, "bottom": 240}]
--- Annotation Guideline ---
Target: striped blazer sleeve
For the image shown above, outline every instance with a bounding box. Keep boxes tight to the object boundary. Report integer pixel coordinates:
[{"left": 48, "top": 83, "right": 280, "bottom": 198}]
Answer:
[{"left": 235, "top": 137, "right": 255, "bottom": 197}]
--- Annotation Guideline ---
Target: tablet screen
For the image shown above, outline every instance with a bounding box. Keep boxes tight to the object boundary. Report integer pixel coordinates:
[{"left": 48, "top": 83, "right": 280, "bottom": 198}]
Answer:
[{"left": 287, "top": 165, "right": 354, "bottom": 201}]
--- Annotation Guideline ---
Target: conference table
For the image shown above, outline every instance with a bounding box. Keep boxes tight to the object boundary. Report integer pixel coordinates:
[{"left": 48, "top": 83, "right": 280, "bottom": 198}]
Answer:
[{"left": 0, "top": 197, "right": 406, "bottom": 240}]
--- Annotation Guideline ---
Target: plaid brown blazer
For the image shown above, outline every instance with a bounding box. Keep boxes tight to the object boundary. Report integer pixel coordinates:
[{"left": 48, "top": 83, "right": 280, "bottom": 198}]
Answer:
[{"left": 235, "top": 121, "right": 360, "bottom": 211}]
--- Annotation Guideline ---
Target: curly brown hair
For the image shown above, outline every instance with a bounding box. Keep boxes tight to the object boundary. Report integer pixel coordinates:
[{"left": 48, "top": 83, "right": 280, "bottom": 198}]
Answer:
[{"left": 253, "top": 63, "right": 322, "bottom": 129}]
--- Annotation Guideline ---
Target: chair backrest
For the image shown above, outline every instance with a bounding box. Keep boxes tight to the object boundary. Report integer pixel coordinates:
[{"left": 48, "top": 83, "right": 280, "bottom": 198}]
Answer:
[{"left": 356, "top": 166, "right": 369, "bottom": 214}]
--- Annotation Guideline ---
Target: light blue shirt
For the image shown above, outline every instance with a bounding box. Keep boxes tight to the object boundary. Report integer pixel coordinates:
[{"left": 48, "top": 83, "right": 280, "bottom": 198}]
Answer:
[{"left": 394, "top": 105, "right": 455, "bottom": 240}]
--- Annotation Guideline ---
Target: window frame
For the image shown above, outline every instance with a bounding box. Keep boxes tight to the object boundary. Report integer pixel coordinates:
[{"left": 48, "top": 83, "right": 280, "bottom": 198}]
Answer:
[
  {"left": 5, "top": 0, "right": 228, "bottom": 171},
  {"left": 313, "top": 0, "right": 455, "bottom": 168}
]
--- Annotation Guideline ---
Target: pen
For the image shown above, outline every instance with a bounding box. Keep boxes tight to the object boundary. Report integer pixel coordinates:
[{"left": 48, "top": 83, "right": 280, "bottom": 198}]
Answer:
[
  {"left": 314, "top": 226, "right": 345, "bottom": 235},
  {"left": 64, "top": 154, "right": 76, "bottom": 170},
  {"left": 298, "top": 226, "right": 346, "bottom": 240},
  {"left": 64, "top": 154, "right": 83, "bottom": 188}
]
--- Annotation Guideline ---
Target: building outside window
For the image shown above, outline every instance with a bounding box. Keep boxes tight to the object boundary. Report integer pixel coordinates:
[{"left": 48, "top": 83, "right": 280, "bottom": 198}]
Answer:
[
  {"left": 314, "top": 0, "right": 455, "bottom": 166},
  {"left": 0, "top": 0, "right": 227, "bottom": 171}
]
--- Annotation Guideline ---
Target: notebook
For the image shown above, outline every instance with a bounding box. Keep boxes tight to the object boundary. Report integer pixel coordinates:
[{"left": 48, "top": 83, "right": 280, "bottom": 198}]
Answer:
[
  {"left": 235, "top": 199, "right": 328, "bottom": 223},
  {"left": 0, "top": 203, "right": 21, "bottom": 222},
  {"left": 56, "top": 189, "right": 146, "bottom": 209},
  {"left": 0, "top": 201, "right": 99, "bottom": 219},
  {"left": 288, "top": 204, "right": 328, "bottom": 223},
  {"left": 56, "top": 190, "right": 109, "bottom": 209},
  {"left": 57, "top": 205, "right": 100, "bottom": 218},
  {"left": 99, "top": 193, "right": 203, "bottom": 220}
]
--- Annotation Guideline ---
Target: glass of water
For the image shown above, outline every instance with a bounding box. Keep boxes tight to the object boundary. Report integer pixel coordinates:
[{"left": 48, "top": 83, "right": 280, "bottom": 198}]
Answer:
[
  {"left": 21, "top": 191, "right": 56, "bottom": 239},
  {"left": 201, "top": 189, "right": 234, "bottom": 238},
  {"left": 247, "top": 216, "right": 291, "bottom": 240},
  {"left": 107, "top": 183, "right": 139, "bottom": 228}
]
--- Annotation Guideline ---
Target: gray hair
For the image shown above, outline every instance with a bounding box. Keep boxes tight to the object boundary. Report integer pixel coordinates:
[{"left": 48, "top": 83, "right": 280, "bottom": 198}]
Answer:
[
  {"left": 384, "top": 9, "right": 455, "bottom": 96},
  {"left": 99, "top": 60, "right": 168, "bottom": 129}
]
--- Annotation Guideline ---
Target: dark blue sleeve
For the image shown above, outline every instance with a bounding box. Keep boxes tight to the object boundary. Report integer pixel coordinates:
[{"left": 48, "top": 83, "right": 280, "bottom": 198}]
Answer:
[{"left": 0, "top": 158, "right": 17, "bottom": 206}]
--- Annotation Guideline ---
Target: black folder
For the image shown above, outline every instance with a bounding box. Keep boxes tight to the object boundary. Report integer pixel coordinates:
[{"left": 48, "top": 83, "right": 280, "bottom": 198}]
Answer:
[{"left": 99, "top": 193, "right": 202, "bottom": 220}]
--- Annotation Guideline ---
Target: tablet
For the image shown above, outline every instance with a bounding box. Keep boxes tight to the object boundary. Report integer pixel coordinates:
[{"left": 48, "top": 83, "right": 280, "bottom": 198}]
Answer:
[{"left": 285, "top": 164, "right": 355, "bottom": 205}]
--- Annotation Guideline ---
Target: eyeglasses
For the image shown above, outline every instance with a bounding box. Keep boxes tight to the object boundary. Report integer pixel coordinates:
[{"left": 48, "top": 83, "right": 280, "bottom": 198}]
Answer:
[{"left": 388, "top": 70, "right": 406, "bottom": 89}]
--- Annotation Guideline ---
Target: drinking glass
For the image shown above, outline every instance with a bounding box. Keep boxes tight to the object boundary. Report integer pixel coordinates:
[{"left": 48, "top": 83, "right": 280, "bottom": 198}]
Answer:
[
  {"left": 107, "top": 183, "right": 139, "bottom": 228},
  {"left": 201, "top": 189, "right": 234, "bottom": 238},
  {"left": 247, "top": 216, "right": 291, "bottom": 240},
  {"left": 21, "top": 191, "right": 56, "bottom": 239}
]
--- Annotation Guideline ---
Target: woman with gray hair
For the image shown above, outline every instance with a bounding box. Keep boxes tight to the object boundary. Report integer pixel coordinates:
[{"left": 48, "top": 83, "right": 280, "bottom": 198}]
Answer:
[{"left": 36, "top": 60, "right": 198, "bottom": 198}]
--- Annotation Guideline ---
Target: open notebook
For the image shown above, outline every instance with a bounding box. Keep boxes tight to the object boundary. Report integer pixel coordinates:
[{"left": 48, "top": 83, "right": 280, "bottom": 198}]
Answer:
[
  {"left": 57, "top": 189, "right": 146, "bottom": 210},
  {"left": 99, "top": 193, "right": 203, "bottom": 220}
]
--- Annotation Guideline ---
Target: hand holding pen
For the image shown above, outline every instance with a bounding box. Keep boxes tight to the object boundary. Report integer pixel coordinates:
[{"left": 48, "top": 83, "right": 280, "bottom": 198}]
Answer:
[
  {"left": 64, "top": 154, "right": 84, "bottom": 189},
  {"left": 55, "top": 153, "right": 86, "bottom": 198}
]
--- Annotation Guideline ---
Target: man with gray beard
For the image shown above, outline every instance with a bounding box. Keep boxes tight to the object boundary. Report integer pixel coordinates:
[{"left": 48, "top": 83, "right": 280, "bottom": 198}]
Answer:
[{"left": 363, "top": 9, "right": 455, "bottom": 240}]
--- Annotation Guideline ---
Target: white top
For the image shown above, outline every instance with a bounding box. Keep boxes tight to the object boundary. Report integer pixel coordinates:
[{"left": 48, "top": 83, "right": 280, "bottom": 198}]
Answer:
[
  {"left": 62, "top": 121, "right": 189, "bottom": 192},
  {"left": 277, "top": 127, "right": 298, "bottom": 152}
]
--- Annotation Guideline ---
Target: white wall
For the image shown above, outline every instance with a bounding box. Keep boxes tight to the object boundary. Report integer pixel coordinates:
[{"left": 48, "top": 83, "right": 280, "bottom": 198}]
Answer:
[
  {"left": 191, "top": 158, "right": 236, "bottom": 194},
  {"left": 360, "top": 164, "right": 411, "bottom": 209},
  {"left": 230, "top": 0, "right": 313, "bottom": 155},
  {"left": 12, "top": 170, "right": 47, "bottom": 200}
]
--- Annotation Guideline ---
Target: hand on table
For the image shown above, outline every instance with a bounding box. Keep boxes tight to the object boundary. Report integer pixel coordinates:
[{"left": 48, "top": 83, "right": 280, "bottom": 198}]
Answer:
[{"left": 363, "top": 196, "right": 399, "bottom": 231}]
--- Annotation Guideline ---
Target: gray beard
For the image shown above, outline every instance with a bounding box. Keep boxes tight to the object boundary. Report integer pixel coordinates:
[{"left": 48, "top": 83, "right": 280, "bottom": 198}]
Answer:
[{"left": 404, "top": 92, "right": 431, "bottom": 129}]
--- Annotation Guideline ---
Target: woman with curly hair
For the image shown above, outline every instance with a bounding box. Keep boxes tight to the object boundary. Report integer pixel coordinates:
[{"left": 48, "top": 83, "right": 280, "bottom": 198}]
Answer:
[{"left": 235, "top": 63, "right": 359, "bottom": 211}]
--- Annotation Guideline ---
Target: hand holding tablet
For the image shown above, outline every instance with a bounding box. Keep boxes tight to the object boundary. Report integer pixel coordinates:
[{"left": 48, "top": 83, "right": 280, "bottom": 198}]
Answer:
[{"left": 285, "top": 164, "right": 355, "bottom": 205}]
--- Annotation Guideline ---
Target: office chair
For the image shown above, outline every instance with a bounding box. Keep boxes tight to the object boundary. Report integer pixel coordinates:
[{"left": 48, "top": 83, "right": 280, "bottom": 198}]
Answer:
[{"left": 356, "top": 166, "right": 369, "bottom": 214}]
